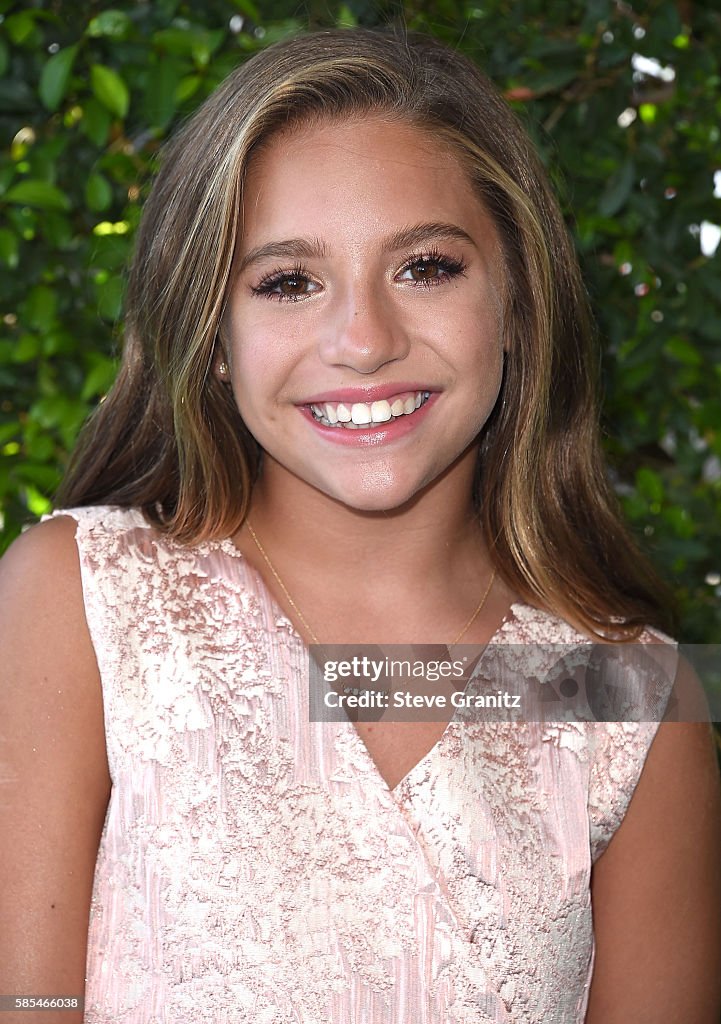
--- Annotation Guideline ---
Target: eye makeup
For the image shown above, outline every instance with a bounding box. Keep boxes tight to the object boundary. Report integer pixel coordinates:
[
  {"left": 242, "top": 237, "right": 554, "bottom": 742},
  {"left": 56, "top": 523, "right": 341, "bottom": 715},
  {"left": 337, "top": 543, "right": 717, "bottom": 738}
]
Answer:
[{"left": 249, "top": 248, "right": 468, "bottom": 302}]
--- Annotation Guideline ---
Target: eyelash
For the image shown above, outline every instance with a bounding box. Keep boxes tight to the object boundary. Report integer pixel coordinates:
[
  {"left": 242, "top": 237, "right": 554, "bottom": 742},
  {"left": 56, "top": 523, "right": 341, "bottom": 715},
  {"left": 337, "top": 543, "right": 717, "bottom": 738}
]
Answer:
[
  {"left": 399, "top": 248, "right": 467, "bottom": 287},
  {"left": 251, "top": 263, "right": 312, "bottom": 303},
  {"left": 250, "top": 249, "right": 467, "bottom": 302}
]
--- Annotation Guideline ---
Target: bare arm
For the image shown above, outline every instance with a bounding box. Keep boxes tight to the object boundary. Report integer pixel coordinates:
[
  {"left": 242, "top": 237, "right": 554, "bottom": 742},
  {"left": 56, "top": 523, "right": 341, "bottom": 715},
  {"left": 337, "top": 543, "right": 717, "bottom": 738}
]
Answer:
[
  {"left": 586, "top": 706, "right": 721, "bottom": 1022},
  {"left": 0, "top": 517, "right": 110, "bottom": 1024}
]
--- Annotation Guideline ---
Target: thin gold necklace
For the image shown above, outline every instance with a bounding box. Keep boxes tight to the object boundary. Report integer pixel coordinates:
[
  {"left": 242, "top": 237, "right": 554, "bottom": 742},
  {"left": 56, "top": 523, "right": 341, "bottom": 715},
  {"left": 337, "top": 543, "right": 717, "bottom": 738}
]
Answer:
[{"left": 245, "top": 520, "right": 496, "bottom": 646}]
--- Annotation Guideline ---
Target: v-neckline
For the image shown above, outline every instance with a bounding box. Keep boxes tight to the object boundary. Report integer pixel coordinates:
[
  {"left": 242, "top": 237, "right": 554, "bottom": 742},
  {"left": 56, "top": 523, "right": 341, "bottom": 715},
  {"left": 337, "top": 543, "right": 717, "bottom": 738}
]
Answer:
[
  {"left": 350, "top": 606, "right": 521, "bottom": 795},
  {"left": 212, "top": 533, "right": 523, "bottom": 796}
]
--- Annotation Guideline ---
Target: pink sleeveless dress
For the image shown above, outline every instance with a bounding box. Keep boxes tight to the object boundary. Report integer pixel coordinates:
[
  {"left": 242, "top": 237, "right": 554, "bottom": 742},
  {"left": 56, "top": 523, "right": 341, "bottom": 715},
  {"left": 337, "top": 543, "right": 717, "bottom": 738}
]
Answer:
[{"left": 49, "top": 505, "right": 673, "bottom": 1023}]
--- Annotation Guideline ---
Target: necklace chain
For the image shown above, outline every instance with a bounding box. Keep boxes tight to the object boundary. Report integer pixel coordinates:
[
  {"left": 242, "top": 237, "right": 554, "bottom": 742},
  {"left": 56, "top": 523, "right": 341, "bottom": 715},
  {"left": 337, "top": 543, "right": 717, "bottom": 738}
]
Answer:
[
  {"left": 245, "top": 520, "right": 496, "bottom": 647},
  {"left": 246, "top": 521, "right": 322, "bottom": 645}
]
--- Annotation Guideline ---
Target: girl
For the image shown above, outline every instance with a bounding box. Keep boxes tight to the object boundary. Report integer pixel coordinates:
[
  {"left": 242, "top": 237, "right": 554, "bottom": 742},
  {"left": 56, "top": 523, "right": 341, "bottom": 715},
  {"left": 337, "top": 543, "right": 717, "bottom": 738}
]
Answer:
[{"left": 1, "top": 26, "right": 719, "bottom": 1024}]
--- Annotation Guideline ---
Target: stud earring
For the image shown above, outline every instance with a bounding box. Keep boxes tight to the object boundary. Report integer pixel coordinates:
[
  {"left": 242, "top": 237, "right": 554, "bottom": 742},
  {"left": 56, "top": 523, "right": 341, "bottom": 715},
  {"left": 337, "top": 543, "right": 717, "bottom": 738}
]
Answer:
[{"left": 218, "top": 361, "right": 229, "bottom": 376}]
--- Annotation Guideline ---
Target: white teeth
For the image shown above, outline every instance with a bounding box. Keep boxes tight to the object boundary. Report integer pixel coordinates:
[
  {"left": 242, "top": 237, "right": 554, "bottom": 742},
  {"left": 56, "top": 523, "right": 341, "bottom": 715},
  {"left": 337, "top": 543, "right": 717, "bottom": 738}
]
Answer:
[
  {"left": 351, "top": 403, "right": 372, "bottom": 425},
  {"left": 371, "top": 400, "right": 392, "bottom": 423},
  {"left": 308, "top": 390, "right": 432, "bottom": 428}
]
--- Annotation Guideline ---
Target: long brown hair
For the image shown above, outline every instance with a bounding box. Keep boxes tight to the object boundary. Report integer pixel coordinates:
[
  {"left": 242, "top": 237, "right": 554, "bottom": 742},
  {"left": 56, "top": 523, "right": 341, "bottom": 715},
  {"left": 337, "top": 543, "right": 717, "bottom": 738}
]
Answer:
[{"left": 56, "top": 27, "right": 674, "bottom": 639}]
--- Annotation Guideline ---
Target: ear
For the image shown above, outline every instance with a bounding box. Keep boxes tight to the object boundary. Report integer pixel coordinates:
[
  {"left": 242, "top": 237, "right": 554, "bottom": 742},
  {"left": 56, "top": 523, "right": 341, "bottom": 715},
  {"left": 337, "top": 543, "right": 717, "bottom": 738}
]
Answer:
[{"left": 212, "top": 337, "right": 232, "bottom": 383}]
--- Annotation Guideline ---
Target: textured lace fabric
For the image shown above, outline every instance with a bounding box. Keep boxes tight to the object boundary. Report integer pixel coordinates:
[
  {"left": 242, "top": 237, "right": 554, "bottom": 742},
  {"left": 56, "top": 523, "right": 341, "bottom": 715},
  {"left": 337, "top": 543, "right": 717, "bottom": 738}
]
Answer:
[{"left": 46, "top": 506, "right": 675, "bottom": 1024}]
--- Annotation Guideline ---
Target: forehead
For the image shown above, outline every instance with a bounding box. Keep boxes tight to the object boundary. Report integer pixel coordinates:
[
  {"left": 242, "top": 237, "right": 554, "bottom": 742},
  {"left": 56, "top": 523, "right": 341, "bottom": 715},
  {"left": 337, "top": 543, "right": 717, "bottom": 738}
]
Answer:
[{"left": 240, "top": 116, "right": 497, "bottom": 249}]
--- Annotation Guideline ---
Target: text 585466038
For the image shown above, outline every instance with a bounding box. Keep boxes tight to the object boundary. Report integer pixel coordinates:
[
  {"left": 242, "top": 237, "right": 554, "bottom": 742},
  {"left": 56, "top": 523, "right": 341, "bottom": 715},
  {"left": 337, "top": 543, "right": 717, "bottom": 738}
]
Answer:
[{"left": 0, "top": 996, "right": 83, "bottom": 1011}]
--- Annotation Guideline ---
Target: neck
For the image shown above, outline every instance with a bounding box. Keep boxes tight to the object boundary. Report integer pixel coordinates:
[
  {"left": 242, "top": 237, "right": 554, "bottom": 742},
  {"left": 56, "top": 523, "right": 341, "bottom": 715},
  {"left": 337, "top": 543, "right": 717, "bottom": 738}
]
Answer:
[
  {"left": 246, "top": 448, "right": 488, "bottom": 590},
  {"left": 235, "top": 444, "right": 516, "bottom": 645}
]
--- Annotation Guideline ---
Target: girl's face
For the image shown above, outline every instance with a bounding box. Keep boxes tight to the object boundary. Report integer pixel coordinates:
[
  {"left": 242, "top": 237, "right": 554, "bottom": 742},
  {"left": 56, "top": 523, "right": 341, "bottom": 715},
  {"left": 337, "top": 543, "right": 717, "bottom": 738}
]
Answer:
[{"left": 221, "top": 116, "right": 506, "bottom": 512}]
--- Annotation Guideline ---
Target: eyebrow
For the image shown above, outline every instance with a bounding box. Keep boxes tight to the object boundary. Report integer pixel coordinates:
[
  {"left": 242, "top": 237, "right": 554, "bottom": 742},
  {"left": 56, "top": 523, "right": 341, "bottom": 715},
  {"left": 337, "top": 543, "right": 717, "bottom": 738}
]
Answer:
[{"left": 236, "top": 221, "right": 477, "bottom": 273}]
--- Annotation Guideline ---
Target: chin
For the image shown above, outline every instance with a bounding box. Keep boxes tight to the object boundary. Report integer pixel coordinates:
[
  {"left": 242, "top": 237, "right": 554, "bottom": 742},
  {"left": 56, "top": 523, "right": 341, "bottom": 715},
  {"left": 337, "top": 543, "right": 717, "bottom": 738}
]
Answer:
[
  {"left": 318, "top": 472, "right": 433, "bottom": 515},
  {"left": 334, "top": 493, "right": 413, "bottom": 514}
]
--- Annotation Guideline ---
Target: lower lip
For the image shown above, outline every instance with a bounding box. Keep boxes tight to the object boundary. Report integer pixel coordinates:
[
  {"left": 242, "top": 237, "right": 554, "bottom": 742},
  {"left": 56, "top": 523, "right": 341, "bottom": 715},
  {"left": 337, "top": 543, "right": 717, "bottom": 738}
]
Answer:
[{"left": 298, "top": 394, "right": 438, "bottom": 446}]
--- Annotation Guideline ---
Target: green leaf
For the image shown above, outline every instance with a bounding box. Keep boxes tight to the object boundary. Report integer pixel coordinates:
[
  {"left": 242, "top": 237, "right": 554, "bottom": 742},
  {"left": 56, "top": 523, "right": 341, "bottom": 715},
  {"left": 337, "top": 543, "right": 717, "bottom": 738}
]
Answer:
[
  {"left": 90, "top": 64, "right": 130, "bottom": 119},
  {"left": 20, "top": 464, "right": 60, "bottom": 490},
  {"left": 85, "top": 172, "right": 113, "bottom": 212},
  {"left": 152, "top": 26, "right": 224, "bottom": 65},
  {"left": 29, "top": 396, "right": 88, "bottom": 436},
  {"left": 95, "top": 274, "right": 124, "bottom": 321},
  {"left": 175, "top": 75, "right": 202, "bottom": 104},
  {"left": 23, "top": 485, "right": 53, "bottom": 517},
  {"left": 524, "top": 65, "right": 579, "bottom": 93},
  {"left": 80, "top": 98, "right": 112, "bottom": 146},
  {"left": 24, "top": 433, "right": 54, "bottom": 461},
  {"left": 153, "top": 28, "right": 197, "bottom": 56},
  {"left": 0, "top": 342, "right": 14, "bottom": 369},
  {"left": 12, "top": 333, "right": 40, "bottom": 362},
  {"left": 87, "top": 10, "right": 132, "bottom": 39},
  {"left": 39, "top": 44, "right": 79, "bottom": 111},
  {"left": 636, "top": 466, "right": 664, "bottom": 504},
  {"left": 0, "top": 227, "right": 19, "bottom": 268},
  {"left": 4, "top": 180, "right": 70, "bottom": 211},
  {"left": 665, "top": 336, "right": 703, "bottom": 366},
  {"left": 41, "top": 211, "right": 72, "bottom": 248},
  {"left": 192, "top": 29, "right": 224, "bottom": 67},
  {"left": 42, "top": 330, "right": 76, "bottom": 356},
  {"left": 0, "top": 38, "right": 8, "bottom": 77},
  {"left": 4, "top": 11, "right": 35, "bottom": 45},
  {"left": 80, "top": 355, "right": 118, "bottom": 400},
  {"left": 598, "top": 159, "right": 636, "bottom": 218},
  {"left": 231, "top": 0, "right": 260, "bottom": 20},
  {"left": 0, "top": 424, "right": 20, "bottom": 446},
  {"left": 23, "top": 285, "right": 57, "bottom": 332},
  {"left": 336, "top": 4, "right": 357, "bottom": 27},
  {"left": 144, "top": 61, "right": 180, "bottom": 129}
]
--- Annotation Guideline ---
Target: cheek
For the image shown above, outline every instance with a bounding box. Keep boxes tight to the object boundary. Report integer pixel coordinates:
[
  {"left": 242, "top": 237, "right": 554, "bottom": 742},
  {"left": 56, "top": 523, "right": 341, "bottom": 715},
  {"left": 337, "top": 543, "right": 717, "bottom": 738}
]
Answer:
[
  {"left": 443, "top": 302, "right": 504, "bottom": 377},
  {"left": 226, "top": 302, "right": 308, "bottom": 375},
  {"left": 224, "top": 321, "right": 280, "bottom": 410}
]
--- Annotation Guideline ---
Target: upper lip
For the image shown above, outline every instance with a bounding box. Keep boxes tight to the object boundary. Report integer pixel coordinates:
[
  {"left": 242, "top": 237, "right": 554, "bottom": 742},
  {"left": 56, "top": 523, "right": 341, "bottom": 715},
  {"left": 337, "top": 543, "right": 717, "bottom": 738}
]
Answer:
[{"left": 300, "top": 383, "right": 437, "bottom": 404}]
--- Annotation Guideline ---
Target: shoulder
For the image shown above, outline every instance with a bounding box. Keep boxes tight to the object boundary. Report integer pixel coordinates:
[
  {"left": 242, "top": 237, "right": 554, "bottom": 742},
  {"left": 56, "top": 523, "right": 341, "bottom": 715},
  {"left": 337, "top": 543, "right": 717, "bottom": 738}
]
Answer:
[
  {"left": 39, "top": 504, "right": 180, "bottom": 580},
  {"left": 1, "top": 506, "right": 146, "bottom": 600},
  {"left": 1, "top": 513, "right": 87, "bottom": 623},
  {"left": 0, "top": 512, "right": 106, "bottom": 705},
  {"left": 502, "top": 604, "right": 689, "bottom": 837},
  {"left": 503, "top": 602, "right": 678, "bottom": 718},
  {"left": 40, "top": 503, "right": 151, "bottom": 547},
  {"left": 508, "top": 599, "right": 676, "bottom": 649},
  {"left": 0, "top": 508, "right": 156, "bottom": 720}
]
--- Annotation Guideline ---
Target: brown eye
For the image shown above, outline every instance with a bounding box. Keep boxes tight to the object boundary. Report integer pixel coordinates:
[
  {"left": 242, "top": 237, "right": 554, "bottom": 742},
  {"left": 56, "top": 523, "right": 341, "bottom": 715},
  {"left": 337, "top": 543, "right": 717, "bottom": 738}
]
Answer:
[
  {"left": 279, "top": 275, "right": 308, "bottom": 295},
  {"left": 397, "top": 251, "right": 467, "bottom": 288},
  {"left": 409, "top": 260, "right": 440, "bottom": 282},
  {"left": 252, "top": 266, "right": 320, "bottom": 302}
]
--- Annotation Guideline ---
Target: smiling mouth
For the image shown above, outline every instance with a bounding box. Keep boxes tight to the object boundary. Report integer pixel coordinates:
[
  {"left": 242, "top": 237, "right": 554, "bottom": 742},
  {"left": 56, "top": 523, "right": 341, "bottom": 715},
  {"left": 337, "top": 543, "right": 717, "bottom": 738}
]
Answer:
[{"left": 308, "top": 390, "right": 432, "bottom": 429}]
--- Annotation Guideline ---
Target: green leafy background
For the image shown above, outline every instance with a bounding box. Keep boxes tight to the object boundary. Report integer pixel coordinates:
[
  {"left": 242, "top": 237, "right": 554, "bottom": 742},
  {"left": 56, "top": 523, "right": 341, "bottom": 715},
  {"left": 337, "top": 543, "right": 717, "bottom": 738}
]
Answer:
[{"left": 1, "top": 0, "right": 720, "bottom": 650}]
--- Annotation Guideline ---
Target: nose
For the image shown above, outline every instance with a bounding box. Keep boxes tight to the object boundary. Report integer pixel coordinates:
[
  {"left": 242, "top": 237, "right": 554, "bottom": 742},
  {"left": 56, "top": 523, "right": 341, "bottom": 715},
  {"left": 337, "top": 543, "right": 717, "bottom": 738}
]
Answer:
[{"left": 318, "top": 282, "right": 411, "bottom": 374}]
